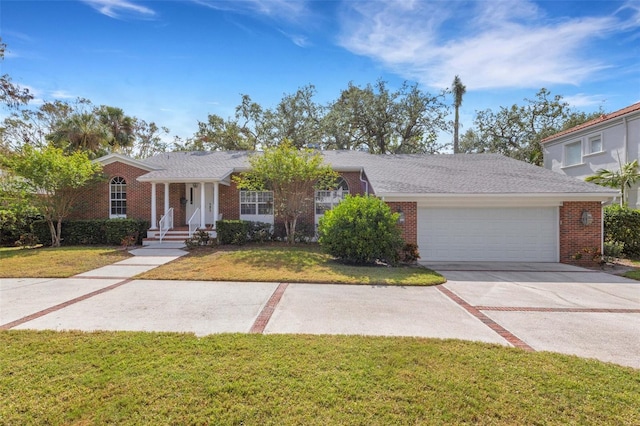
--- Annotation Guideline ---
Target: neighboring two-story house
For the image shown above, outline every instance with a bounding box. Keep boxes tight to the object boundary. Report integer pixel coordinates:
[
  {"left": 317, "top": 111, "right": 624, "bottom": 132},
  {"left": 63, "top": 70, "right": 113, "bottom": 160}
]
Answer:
[{"left": 542, "top": 102, "right": 640, "bottom": 207}]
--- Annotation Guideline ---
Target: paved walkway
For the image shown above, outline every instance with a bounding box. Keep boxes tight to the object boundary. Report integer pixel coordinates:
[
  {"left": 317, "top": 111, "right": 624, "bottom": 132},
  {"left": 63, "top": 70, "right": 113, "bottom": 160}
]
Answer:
[{"left": 1, "top": 255, "right": 639, "bottom": 369}]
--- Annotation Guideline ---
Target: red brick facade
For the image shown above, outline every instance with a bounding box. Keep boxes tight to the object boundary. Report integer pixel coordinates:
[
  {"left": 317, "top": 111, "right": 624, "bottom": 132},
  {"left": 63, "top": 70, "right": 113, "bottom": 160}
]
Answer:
[
  {"left": 72, "top": 160, "right": 604, "bottom": 265},
  {"left": 559, "top": 201, "right": 603, "bottom": 266},
  {"left": 386, "top": 201, "right": 417, "bottom": 245}
]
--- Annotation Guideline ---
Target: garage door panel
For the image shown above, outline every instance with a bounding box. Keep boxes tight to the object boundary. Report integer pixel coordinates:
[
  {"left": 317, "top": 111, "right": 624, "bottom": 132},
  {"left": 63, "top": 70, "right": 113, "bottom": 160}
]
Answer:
[{"left": 418, "top": 207, "right": 558, "bottom": 262}]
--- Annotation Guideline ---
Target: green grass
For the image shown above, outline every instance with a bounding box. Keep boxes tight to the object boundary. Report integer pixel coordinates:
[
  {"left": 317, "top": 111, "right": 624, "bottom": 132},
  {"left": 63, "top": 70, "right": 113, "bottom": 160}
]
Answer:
[
  {"left": 1, "top": 331, "right": 638, "bottom": 425},
  {"left": 138, "top": 244, "right": 445, "bottom": 285},
  {"left": 0, "top": 246, "right": 131, "bottom": 278},
  {"left": 623, "top": 270, "right": 640, "bottom": 280}
]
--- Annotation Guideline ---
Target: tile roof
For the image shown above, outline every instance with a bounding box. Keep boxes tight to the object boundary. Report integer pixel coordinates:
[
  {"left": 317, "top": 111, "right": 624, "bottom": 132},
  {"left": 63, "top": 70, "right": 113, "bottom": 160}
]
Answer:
[
  {"left": 542, "top": 102, "right": 640, "bottom": 143},
  {"left": 137, "top": 150, "right": 615, "bottom": 196}
]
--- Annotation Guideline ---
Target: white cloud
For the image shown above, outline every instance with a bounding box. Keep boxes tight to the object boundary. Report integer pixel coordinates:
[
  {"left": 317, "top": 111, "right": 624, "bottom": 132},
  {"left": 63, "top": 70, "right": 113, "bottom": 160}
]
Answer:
[
  {"left": 81, "top": 0, "right": 156, "bottom": 19},
  {"left": 337, "top": 0, "right": 638, "bottom": 91},
  {"left": 563, "top": 93, "right": 608, "bottom": 108},
  {"left": 192, "top": 0, "right": 308, "bottom": 22},
  {"left": 50, "top": 90, "right": 76, "bottom": 100}
]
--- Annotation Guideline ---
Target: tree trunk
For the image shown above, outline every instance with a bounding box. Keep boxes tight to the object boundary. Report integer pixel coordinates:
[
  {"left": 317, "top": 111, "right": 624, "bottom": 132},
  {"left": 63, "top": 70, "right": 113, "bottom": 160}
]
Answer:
[{"left": 453, "top": 106, "right": 460, "bottom": 154}]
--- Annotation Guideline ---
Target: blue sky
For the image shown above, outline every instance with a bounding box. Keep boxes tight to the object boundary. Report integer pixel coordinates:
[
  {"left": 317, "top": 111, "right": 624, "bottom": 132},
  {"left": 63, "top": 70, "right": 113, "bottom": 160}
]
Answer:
[{"left": 2, "top": 0, "right": 639, "bottom": 146}]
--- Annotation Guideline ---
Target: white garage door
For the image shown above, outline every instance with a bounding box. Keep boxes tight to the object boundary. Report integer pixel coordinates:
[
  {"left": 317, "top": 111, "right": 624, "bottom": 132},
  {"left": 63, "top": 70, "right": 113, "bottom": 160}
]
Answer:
[{"left": 417, "top": 207, "right": 558, "bottom": 262}]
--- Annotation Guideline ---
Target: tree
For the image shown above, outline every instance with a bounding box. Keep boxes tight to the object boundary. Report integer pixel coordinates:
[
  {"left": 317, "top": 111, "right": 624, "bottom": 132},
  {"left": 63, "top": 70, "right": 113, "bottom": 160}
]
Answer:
[
  {"left": 0, "top": 38, "right": 32, "bottom": 108},
  {"left": 451, "top": 75, "right": 466, "bottom": 154},
  {"left": 586, "top": 159, "right": 640, "bottom": 206},
  {"left": 325, "top": 80, "right": 449, "bottom": 153},
  {"left": 122, "top": 119, "right": 170, "bottom": 159},
  {"left": 96, "top": 105, "right": 136, "bottom": 152},
  {"left": 233, "top": 141, "right": 338, "bottom": 244},
  {"left": 1, "top": 145, "right": 103, "bottom": 247},
  {"left": 468, "top": 88, "right": 601, "bottom": 165}
]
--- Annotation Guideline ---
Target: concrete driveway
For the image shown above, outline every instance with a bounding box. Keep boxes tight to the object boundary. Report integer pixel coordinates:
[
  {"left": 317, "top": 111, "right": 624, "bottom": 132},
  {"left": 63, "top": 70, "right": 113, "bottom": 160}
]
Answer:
[{"left": 1, "top": 261, "right": 638, "bottom": 369}]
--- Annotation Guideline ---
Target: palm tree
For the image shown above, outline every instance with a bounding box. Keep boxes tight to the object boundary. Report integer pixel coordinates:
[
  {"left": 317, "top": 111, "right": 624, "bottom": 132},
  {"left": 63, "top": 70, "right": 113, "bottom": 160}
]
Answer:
[
  {"left": 451, "top": 75, "right": 466, "bottom": 154},
  {"left": 586, "top": 159, "right": 640, "bottom": 206},
  {"left": 96, "top": 106, "right": 135, "bottom": 152},
  {"left": 48, "top": 113, "right": 110, "bottom": 156}
]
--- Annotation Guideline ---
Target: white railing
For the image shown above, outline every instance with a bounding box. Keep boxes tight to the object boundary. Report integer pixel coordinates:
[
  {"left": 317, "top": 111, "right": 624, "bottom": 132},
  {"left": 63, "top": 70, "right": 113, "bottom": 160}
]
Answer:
[
  {"left": 158, "top": 208, "right": 174, "bottom": 242},
  {"left": 188, "top": 208, "right": 200, "bottom": 237}
]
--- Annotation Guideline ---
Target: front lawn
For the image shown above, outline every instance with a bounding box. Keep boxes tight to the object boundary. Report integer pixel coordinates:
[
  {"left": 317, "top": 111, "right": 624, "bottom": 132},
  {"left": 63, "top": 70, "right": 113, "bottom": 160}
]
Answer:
[
  {"left": 0, "top": 246, "right": 131, "bottom": 278},
  {"left": 137, "top": 244, "right": 445, "bottom": 285},
  {"left": 1, "top": 331, "right": 638, "bottom": 425}
]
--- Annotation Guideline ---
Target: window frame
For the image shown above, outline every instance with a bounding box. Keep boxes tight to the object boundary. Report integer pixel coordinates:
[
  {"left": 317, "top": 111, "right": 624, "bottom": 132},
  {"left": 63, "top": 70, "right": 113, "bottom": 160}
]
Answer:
[
  {"left": 109, "top": 176, "right": 127, "bottom": 219},
  {"left": 239, "top": 190, "right": 274, "bottom": 220},
  {"left": 587, "top": 133, "right": 603, "bottom": 155},
  {"left": 563, "top": 141, "right": 583, "bottom": 167}
]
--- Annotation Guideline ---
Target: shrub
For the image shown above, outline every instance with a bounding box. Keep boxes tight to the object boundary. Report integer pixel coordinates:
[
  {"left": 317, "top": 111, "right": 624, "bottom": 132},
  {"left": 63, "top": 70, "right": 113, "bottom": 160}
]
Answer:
[
  {"left": 216, "top": 220, "right": 250, "bottom": 245},
  {"left": 0, "top": 207, "right": 41, "bottom": 246},
  {"left": 604, "top": 205, "right": 640, "bottom": 257},
  {"left": 185, "top": 230, "right": 215, "bottom": 249},
  {"left": 30, "top": 219, "right": 149, "bottom": 246},
  {"left": 399, "top": 243, "right": 421, "bottom": 264},
  {"left": 247, "top": 222, "right": 273, "bottom": 243},
  {"left": 273, "top": 221, "right": 315, "bottom": 243},
  {"left": 318, "top": 195, "right": 403, "bottom": 265}
]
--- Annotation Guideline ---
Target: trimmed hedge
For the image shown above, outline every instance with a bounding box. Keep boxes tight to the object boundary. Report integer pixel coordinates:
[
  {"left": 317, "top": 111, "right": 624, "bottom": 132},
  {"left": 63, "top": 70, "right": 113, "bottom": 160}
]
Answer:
[
  {"left": 216, "top": 220, "right": 274, "bottom": 245},
  {"left": 604, "top": 205, "right": 640, "bottom": 257},
  {"left": 31, "top": 219, "right": 149, "bottom": 246},
  {"left": 318, "top": 195, "right": 404, "bottom": 265}
]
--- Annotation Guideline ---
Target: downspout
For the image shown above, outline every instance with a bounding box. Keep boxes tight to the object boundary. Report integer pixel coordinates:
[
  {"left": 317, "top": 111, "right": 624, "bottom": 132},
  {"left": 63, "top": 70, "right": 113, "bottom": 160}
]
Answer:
[
  {"left": 623, "top": 116, "right": 628, "bottom": 164},
  {"left": 359, "top": 168, "right": 369, "bottom": 195}
]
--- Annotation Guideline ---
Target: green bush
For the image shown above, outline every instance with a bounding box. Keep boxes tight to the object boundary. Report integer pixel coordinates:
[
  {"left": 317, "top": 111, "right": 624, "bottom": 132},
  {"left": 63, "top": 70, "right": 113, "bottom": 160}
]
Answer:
[
  {"left": 604, "top": 205, "right": 640, "bottom": 257},
  {"left": 318, "top": 195, "right": 404, "bottom": 265},
  {"left": 0, "top": 207, "right": 41, "bottom": 246},
  {"left": 247, "top": 222, "right": 273, "bottom": 243},
  {"left": 216, "top": 220, "right": 250, "bottom": 245},
  {"left": 30, "top": 219, "right": 149, "bottom": 246},
  {"left": 185, "top": 230, "right": 216, "bottom": 249}
]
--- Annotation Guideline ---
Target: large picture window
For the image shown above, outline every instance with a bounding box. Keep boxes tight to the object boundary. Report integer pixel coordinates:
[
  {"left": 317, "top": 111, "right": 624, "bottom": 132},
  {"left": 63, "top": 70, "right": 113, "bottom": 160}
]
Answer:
[
  {"left": 240, "top": 191, "right": 274, "bottom": 215},
  {"left": 110, "top": 176, "right": 127, "bottom": 218}
]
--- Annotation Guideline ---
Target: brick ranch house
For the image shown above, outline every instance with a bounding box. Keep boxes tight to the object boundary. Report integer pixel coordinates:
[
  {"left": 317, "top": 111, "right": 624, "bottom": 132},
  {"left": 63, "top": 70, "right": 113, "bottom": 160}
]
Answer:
[{"left": 71, "top": 150, "right": 617, "bottom": 266}]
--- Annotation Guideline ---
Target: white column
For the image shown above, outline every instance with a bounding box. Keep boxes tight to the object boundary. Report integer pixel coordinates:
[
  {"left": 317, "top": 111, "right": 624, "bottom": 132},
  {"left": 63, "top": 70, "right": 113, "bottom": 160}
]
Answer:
[
  {"left": 213, "top": 182, "right": 220, "bottom": 229},
  {"left": 150, "top": 182, "right": 157, "bottom": 229},
  {"left": 164, "top": 182, "right": 170, "bottom": 216},
  {"left": 200, "top": 182, "right": 206, "bottom": 228}
]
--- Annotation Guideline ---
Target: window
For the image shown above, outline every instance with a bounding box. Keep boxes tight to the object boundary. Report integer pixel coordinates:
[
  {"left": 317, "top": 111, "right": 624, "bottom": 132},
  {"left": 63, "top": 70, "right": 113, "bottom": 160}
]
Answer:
[
  {"left": 110, "top": 176, "right": 126, "bottom": 218},
  {"left": 589, "top": 135, "right": 602, "bottom": 153},
  {"left": 315, "top": 177, "right": 349, "bottom": 215},
  {"left": 564, "top": 141, "right": 582, "bottom": 166},
  {"left": 240, "top": 191, "right": 273, "bottom": 215}
]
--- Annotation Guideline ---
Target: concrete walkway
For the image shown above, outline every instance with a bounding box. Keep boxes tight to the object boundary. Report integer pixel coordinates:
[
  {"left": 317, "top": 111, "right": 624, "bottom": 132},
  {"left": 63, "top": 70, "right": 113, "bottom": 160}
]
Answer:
[{"left": 1, "top": 258, "right": 639, "bottom": 369}]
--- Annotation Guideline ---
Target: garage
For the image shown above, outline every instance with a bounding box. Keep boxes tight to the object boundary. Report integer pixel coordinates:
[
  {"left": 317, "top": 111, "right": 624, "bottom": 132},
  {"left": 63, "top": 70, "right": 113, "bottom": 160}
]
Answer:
[{"left": 417, "top": 207, "right": 559, "bottom": 262}]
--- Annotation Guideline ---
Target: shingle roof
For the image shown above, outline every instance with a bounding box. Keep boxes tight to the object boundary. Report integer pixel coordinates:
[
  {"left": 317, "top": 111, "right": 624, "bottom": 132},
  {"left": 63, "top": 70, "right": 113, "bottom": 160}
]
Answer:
[
  {"left": 357, "top": 153, "right": 615, "bottom": 195},
  {"left": 541, "top": 102, "right": 640, "bottom": 144},
  {"left": 137, "top": 150, "right": 615, "bottom": 196}
]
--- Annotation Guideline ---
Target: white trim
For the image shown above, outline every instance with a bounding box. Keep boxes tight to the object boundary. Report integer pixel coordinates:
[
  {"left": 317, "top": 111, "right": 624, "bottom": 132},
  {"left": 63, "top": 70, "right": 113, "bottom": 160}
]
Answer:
[
  {"left": 96, "top": 153, "right": 158, "bottom": 171},
  {"left": 378, "top": 193, "right": 617, "bottom": 204}
]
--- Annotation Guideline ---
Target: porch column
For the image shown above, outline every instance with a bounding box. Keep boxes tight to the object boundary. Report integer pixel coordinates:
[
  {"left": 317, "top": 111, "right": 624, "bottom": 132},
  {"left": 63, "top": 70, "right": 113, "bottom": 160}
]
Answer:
[
  {"left": 199, "top": 182, "right": 206, "bottom": 228},
  {"left": 164, "top": 182, "right": 170, "bottom": 216},
  {"left": 213, "top": 182, "right": 220, "bottom": 229},
  {"left": 150, "top": 182, "right": 157, "bottom": 229}
]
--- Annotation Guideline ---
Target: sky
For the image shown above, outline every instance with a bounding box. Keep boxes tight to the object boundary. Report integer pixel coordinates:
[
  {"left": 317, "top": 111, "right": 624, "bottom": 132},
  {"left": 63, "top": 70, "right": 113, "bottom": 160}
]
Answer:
[{"left": 2, "top": 0, "right": 639, "bottom": 147}]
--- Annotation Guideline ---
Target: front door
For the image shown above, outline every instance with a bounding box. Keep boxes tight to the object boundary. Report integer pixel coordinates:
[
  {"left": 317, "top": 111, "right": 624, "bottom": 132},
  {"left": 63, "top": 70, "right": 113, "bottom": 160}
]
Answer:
[{"left": 185, "top": 183, "right": 215, "bottom": 226}]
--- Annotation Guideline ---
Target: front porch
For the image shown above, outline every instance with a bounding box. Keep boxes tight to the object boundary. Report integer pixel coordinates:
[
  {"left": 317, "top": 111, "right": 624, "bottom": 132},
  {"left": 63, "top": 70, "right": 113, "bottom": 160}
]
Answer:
[
  {"left": 145, "top": 181, "right": 224, "bottom": 242},
  {"left": 143, "top": 226, "right": 217, "bottom": 245}
]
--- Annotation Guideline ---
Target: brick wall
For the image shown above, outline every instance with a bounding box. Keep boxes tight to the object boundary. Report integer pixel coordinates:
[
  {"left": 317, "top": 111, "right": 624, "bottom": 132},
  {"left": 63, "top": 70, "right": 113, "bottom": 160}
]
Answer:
[
  {"left": 559, "top": 201, "right": 603, "bottom": 266},
  {"left": 385, "top": 201, "right": 417, "bottom": 245},
  {"left": 69, "top": 162, "right": 189, "bottom": 228}
]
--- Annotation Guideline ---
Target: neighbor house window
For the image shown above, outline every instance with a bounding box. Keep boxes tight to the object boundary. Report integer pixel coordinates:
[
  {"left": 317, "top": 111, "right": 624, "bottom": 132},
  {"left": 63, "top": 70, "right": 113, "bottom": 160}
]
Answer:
[
  {"left": 564, "top": 141, "right": 582, "bottom": 166},
  {"left": 240, "top": 191, "right": 273, "bottom": 215},
  {"left": 110, "top": 176, "right": 127, "bottom": 218},
  {"left": 589, "top": 134, "right": 602, "bottom": 154}
]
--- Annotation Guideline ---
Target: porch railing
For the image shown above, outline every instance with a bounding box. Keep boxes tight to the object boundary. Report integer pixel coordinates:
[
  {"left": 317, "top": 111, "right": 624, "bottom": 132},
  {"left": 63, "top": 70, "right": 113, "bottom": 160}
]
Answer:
[
  {"left": 188, "top": 208, "right": 200, "bottom": 238},
  {"left": 158, "top": 208, "right": 174, "bottom": 243}
]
